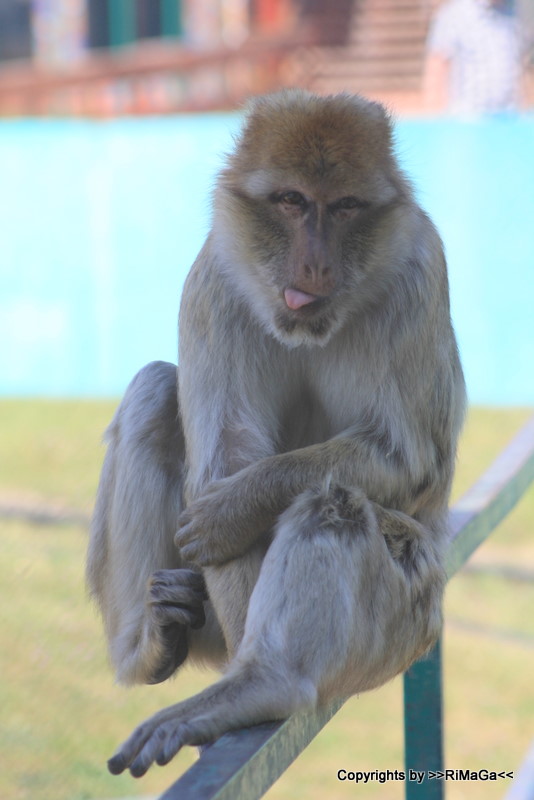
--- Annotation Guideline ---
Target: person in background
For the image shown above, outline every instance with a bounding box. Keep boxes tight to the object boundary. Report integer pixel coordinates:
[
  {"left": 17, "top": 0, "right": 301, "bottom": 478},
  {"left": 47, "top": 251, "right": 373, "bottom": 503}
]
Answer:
[{"left": 423, "top": 0, "right": 526, "bottom": 114}]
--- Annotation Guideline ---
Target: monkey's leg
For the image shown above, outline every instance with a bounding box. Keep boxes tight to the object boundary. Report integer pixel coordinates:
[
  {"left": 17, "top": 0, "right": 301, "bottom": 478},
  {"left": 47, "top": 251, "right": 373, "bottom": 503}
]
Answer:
[
  {"left": 198, "top": 540, "right": 269, "bottom": 661},
  {"left": 87, "top": 361, "right": 221, "bottom": 684},
  {"left": 108, "top": 483, "right": 445, "bottom": 777},
  {"left": 108, "top": 484, "right": 384, "bottom": 776},
  {"left": 369, "top": 502, "right": 445, "bottom": 664},
  {"left": 108, "top": 655, "right": 313, "bottom": 777}
]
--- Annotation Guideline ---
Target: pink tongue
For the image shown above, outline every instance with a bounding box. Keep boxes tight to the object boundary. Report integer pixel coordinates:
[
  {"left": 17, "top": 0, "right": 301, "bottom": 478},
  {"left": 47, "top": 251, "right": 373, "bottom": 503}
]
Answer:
[{"left": 284, "top": 288, "right": 318, "bottom": 310}]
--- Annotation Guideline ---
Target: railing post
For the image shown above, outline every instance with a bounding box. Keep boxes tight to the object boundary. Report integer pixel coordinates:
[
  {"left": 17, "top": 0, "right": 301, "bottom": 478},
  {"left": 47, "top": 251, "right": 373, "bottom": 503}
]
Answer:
[{"left": 403, "top": 635, "right": 444, "bottom": 799}]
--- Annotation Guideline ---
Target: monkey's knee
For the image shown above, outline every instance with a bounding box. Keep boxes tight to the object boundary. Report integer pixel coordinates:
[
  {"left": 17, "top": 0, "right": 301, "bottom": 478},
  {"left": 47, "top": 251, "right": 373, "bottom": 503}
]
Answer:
[
  {"left": 283, "top": 483, "right": 376, "bottom": 540},
  {"left": 372, "top": 503, "right": 444, "bottom": 583},
  {"left": 110, "top": 361, "right": 180, "bottom": 442},
  {"left": 125, "top": 360, "right": 178, "bottom": 397}
]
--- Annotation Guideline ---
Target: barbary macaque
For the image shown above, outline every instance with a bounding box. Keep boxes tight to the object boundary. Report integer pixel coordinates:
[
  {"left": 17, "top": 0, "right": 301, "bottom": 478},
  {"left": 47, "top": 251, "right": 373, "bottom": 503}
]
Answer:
[{"left": 87, "top": 89, "right": 465, "bottom": 778}]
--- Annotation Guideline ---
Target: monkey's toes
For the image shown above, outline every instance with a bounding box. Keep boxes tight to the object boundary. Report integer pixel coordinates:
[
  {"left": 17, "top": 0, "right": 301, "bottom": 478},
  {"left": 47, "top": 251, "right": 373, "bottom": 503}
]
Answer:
[
  {"left": 155, "top": 728, "right": 186, "bottom": 766},
  {"left": 107, "top": 753, "right": 127, "bottom": 775}
]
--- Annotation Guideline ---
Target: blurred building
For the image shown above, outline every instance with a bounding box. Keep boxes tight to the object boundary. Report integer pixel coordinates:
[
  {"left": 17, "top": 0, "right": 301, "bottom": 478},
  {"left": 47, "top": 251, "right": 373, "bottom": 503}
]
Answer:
[{"left": 0, "top": 0, "right": 532, "bottom": 115}]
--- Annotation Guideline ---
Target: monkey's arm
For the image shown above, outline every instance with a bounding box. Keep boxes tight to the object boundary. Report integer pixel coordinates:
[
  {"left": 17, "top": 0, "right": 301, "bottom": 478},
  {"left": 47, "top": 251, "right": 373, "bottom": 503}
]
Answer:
[
  {"left": 87, "top": 362, "right": 218, "bottom": 684},
  {"left": 175, "top": 425, "right": 444, "bottom": 567}
]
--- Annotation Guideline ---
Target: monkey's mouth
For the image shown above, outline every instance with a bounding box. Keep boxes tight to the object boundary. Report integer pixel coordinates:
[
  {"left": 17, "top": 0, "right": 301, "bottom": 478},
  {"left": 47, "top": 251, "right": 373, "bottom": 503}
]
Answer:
[
  {"left": 278, "top": 287, "right": 333, "bottom": 341},
  {"left": 284, "top": 288, "right": 327, "bottom": 312}
]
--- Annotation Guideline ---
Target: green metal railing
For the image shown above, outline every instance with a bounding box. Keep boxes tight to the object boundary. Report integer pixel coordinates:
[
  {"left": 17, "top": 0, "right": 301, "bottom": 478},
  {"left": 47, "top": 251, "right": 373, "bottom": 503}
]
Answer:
[{"left": 158, "top": 415, "right": 534, "bottom": 800}]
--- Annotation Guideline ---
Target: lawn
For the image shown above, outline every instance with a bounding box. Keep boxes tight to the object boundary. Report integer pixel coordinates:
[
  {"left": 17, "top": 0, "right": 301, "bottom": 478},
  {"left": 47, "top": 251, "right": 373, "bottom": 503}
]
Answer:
[{"left": 1, "top": 402, "right": 533, "bottom": 800}]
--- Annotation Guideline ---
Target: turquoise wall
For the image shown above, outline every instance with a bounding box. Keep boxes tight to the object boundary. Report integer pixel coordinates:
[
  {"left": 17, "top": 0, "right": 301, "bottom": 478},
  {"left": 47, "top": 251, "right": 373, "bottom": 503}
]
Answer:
[{"left": 0, "top": 114, "right": 532, "bottom": 403}]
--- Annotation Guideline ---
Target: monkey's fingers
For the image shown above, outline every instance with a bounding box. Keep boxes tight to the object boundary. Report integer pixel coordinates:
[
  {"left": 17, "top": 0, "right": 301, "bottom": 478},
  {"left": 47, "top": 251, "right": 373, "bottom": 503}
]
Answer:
[
  {"left": 108, "top": 722, "right": 155, "bottom": 775},
  {"left": 175, "top": 515, "right": 245, "bottom": 567},
  {"left": 149, "top": 570, "right": 208, "bottom": 628},
  {"left": 151, "top": 567, "right": 207, "bottom": 592},
  {"left": 174, "top": 526, "right": 210, "bottom": 566},
  {"left": 174, "top": 521, "right": 195, "bottom": 548},
  {"left": 108, "top": 704, "right": 185, "bottom": 776},
  {"left": 129, "top": 718, "right": 195, "bottom": 777},
  {"left": 129, "top": 726, "right": 171, "bottom": 778},
  {"left": 153, "top": 601, "right": 206, "bottom": 630},
  {"left": 156, "top": 724, "right": 189, "bottom": 766},
  {"left": 149, "top": 580, "right": 208, "bottom": 607},
  {"left": 177, "top": 509, "right": 192, "bottom": 529}
]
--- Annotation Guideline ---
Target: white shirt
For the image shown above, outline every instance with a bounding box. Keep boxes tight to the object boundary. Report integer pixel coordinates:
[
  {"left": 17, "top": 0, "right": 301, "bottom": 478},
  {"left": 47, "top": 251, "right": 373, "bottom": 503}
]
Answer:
[{"left": 427, "top": 0, "right": 522, "bottom": 114}]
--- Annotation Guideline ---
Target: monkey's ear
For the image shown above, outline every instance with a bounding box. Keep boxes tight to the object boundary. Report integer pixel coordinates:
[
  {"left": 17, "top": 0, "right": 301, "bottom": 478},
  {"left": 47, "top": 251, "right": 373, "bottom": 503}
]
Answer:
[
  {"left": 334, "top": 91, "right": 394, "bottom": 135},
  {"left": 353, "top": 94, "right": 393, "bottom": 125}
]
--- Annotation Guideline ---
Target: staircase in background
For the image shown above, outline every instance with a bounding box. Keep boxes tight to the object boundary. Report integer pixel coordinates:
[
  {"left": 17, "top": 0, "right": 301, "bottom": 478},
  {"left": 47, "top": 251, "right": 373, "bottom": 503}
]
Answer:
[{"left": 301, "top": 0, "right": 437, "bottom": 111}]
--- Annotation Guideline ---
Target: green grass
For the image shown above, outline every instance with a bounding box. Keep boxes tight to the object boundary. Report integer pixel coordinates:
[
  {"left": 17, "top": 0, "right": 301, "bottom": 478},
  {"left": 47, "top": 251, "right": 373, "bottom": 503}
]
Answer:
[{"left": 1, "top": 401, "right": 533, "bottom": 800}]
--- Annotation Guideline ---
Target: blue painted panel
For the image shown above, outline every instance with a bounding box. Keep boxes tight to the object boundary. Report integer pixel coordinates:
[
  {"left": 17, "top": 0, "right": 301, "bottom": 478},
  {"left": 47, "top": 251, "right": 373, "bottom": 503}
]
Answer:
[
  {"left": 0, "top": 114, "right": 532, "bottom": 402},
  {"left": 396, "top": 117, "right": 534, "bottom": 406}
]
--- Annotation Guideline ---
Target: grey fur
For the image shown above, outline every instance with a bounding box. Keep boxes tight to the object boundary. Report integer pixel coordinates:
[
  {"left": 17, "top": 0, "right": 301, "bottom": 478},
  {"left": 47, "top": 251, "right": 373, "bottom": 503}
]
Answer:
[{"left": 87, "top": 90, "right": 465, "bottom": 777}]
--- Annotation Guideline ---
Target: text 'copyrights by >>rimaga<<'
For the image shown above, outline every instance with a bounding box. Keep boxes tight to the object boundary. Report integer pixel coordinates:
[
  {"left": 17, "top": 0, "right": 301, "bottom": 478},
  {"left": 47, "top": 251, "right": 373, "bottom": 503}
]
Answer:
[{"left": 337, "top": 769, "right": 514, "bottom": 785}]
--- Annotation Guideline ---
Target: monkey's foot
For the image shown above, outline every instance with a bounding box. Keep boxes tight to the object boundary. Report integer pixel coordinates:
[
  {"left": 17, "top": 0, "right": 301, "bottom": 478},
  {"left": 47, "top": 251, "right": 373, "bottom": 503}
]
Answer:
[{"left": 107, "top": 708, "right": 218, "bottom": 778}]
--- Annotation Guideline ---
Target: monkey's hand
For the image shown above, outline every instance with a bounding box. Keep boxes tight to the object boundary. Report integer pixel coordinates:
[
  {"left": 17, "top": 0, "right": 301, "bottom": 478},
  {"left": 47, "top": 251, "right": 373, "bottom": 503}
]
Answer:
[
  {"left": 175, "top": 475, "right": 260, "bottom": 567},
  {"left": 145, "top": 568, "right": 208, "bottom": 684}
]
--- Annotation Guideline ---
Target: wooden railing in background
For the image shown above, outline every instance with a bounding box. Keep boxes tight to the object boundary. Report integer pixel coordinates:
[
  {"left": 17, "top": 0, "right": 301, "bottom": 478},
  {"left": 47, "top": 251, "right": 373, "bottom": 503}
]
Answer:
[{"left": 0, "top": 35, "right": 312, "bottom": 117}]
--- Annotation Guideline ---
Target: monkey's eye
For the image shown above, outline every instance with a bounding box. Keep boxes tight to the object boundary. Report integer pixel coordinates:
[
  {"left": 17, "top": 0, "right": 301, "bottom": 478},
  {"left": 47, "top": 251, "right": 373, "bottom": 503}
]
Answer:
[
  {"left": 278, "top": 191, "right": 307, "bottom": 209},
  {"left": 330, "top": 196, "right": 370, "bottom": 213}
]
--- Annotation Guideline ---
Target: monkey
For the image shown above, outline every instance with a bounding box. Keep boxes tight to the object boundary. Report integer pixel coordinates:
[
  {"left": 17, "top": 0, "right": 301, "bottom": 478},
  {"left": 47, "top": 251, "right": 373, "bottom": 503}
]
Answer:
[{"left": 86, "top": 89, "right": 466, "bottom": 778}]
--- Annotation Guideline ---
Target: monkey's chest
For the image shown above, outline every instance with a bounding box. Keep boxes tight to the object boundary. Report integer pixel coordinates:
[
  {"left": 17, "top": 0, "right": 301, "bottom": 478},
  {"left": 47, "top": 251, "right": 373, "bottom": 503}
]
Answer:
[{"left": 278, "top": 388, "right": 337, "bottom": 452}]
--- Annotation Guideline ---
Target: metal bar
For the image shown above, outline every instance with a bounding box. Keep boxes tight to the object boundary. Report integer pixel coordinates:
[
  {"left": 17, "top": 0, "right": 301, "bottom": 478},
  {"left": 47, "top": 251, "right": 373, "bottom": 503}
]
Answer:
[
  {"left": 159, "top": 415, "right": 534, "bottom": 800},
  {"left": 446, "top": 414, "right": 534, "bottom": 578},
  {"left": 404, "top": 637, "right": 444, "bottom": 800}
]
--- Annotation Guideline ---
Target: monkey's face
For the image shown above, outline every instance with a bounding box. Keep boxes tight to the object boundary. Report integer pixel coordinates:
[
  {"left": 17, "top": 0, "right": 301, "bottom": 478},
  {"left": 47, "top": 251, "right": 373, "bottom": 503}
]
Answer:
[{"left": 214, "top": 90, "right": 410, "bottom": 348}]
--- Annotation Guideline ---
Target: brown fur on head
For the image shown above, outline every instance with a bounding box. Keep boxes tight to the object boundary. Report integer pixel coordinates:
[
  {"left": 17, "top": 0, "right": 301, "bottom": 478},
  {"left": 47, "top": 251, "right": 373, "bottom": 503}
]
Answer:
[
  {"left": 232, "top": 89, "right": 394, "bottom": 172},
  {"left": 223, "top": 89, "right": 403, "bottom": 203}
]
